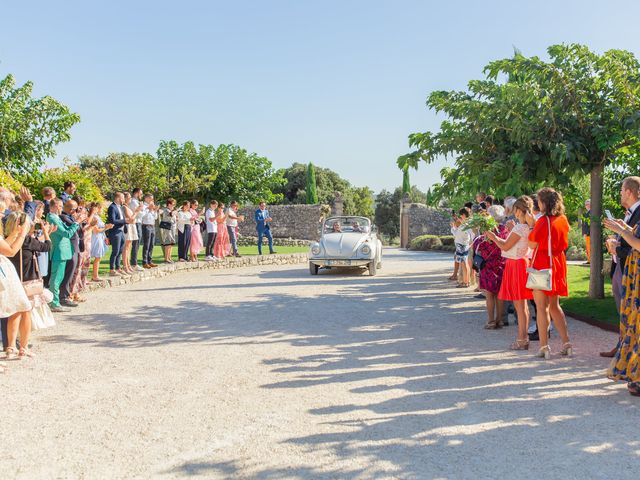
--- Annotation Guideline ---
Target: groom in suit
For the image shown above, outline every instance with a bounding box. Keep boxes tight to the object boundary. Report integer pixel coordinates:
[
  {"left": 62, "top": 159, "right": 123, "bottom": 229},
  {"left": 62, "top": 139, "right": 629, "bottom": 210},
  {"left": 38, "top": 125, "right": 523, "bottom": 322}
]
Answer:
[
  {"left": 255, "top": 201, "right": 275, "bottom": 255},
  {"left": 46, "top": 198, "right": 82, "bottom": 312},
  {"left": 107, "top": 192, "right": 128, "bottom": 276}
]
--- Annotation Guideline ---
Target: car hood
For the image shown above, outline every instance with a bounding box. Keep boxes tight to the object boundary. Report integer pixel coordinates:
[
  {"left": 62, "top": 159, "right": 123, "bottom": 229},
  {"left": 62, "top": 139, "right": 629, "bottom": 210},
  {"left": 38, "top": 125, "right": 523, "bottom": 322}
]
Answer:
[{"left": 321, "top": 233, "right": 368, "bottom": 257}]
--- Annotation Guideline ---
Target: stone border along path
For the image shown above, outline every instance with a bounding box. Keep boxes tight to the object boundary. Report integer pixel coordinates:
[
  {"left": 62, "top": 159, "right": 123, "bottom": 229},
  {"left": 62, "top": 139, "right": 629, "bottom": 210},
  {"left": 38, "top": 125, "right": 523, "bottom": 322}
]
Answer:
[{"left": 84, "top": 253, "right": 309, "bottom": 291}]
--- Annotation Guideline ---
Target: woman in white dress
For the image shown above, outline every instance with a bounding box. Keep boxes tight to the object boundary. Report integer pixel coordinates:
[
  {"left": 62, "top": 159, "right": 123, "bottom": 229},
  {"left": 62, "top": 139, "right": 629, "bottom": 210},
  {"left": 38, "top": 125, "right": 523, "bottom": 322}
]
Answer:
[
  {"left": 121, "top": 192, "right": 141, "bottom": 274},
  {"left": 0, "top": 200, "right": 32, "bottom": 366}
]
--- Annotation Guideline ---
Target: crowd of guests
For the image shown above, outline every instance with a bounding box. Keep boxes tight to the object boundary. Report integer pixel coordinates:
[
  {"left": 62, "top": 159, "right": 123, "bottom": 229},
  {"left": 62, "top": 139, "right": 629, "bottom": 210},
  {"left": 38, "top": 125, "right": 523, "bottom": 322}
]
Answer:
[
  {"left": 0, "top": 182, "right": 278, "bottom": 372},
  {"left": 449, "top": 180, "right": 640, "bottom": 397}
]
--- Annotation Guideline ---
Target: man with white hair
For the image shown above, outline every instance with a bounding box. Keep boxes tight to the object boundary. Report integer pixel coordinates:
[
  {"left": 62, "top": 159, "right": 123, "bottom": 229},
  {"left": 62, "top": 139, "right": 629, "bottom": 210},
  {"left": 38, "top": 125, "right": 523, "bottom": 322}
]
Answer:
[{"left": 503, "top": 196, "right": 517, "bottom": 223}]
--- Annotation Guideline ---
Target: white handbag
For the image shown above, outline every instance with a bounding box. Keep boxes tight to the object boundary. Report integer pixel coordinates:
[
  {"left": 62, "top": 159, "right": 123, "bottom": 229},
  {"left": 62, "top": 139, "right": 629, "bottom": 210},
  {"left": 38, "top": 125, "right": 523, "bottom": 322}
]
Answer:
[{"left": 526, "top": 216, "right": 553, "bottom": 291}]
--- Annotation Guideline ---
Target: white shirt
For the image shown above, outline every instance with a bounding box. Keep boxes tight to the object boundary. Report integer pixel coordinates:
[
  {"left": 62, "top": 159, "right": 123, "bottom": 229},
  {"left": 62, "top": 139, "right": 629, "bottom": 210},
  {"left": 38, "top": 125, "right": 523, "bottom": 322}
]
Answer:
[
  {"left": 130, "top": 198, "right": 143, "bottom": 223},
  {"left": 141, "top": 203, "right": 158, "bottom": 225},
  {"left": 451, "top": 225, "right": 472, "bottom": 247},
  {"left": 176, "top": 211, "right": 192, "bottom": 233},
  {"left": 205, "top": 208, "right": 217, "bottom": 233},
  {"left": 226, "top": 208, "right": 238, "bottom": 227},
  {"left": 501, "top": 223, "right": 531, "bottom": 260},
  {"left": 624, "top": 199, "right": 640, "bottom": 223}
]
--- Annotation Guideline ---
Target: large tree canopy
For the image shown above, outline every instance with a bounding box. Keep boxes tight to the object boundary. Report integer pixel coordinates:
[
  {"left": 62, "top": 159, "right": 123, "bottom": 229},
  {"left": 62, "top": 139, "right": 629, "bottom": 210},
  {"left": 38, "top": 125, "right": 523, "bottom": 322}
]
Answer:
[
  {"left": 0, "top": 74, "right": 80, "bottom": 176},
  {"left": 399, "top": 44, "right": 640, "bottom": 298}
]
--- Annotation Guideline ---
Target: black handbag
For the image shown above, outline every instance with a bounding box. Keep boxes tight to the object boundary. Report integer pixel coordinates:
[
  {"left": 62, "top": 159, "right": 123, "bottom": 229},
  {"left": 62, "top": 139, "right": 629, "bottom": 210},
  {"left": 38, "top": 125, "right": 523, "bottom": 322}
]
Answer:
[
  {"left": 472, "top": 253, "right": 486, "bottom": 272},
  {"left": 159, "top": 221, "right": 172, "bottom": 230}
]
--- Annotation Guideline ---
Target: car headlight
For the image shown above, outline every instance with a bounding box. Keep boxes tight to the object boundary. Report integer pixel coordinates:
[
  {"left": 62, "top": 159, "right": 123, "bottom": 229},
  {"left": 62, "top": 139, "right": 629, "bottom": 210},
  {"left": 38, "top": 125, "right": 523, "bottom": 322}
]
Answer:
[
  {"left": 311, "top": 245, "right": 321, "bottom": 255},
  {"left": 361, "top": 244, "right": 371, "bottom": 256}
]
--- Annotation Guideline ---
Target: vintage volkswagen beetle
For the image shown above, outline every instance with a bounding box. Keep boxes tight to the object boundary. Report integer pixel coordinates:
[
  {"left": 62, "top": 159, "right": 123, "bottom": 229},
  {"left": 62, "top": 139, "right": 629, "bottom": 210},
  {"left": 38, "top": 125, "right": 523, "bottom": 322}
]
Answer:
[{"left": 308, "top": 216, "right": 382, "bottom": 276}]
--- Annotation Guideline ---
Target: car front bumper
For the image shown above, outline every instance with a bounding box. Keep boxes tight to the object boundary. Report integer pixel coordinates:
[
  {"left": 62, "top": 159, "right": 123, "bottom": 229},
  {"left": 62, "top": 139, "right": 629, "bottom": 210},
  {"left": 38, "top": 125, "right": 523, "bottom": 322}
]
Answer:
[{"left": 309, "top": 258, "right": 372, "bottom": 267}]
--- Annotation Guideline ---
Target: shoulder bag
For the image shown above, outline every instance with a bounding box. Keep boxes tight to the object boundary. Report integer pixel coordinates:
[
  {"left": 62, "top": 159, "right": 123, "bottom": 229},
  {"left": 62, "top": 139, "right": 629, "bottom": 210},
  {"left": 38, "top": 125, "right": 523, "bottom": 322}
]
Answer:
[
  {"left": 526, "top": 216, "right": 553, "bottom": 291},
  {"left": 20, "top": 249, "right": 45, "bottom": 298}
]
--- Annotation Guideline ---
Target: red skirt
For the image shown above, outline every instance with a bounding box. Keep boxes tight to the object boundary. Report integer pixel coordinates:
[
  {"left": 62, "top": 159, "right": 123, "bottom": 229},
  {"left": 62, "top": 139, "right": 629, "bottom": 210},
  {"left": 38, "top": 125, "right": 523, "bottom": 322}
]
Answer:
[{"left": 498, "top": 258, "right": 533, "bottom": 301}]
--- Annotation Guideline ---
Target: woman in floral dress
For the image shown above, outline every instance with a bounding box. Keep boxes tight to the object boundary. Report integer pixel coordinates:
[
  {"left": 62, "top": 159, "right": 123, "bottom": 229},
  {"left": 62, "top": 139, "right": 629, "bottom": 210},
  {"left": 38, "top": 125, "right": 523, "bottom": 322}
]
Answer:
[{"left": 474, "top": 206, "right": 509, "bottom": 329}]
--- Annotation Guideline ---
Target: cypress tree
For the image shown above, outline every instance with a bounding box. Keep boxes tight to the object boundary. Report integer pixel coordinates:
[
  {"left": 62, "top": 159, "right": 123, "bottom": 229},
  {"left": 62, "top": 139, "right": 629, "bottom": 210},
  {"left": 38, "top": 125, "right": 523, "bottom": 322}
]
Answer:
[{"left": 306, "top": 162, "right": 318, "bottom": 204}]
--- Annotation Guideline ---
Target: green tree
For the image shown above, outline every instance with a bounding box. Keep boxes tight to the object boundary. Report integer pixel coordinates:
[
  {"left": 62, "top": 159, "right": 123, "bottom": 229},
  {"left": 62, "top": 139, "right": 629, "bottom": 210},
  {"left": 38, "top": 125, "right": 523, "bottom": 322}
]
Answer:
[
  {"left": 79, "top": 152, "right": 168, "bottom": 198},
  {"left": 399, "top": 44, "right": 640, "bottom": 298},
  {"left": 374, "top": 189, "right": 400, "bottom": 240},
  {"left": 402, "top": 168, "right": 410, "bottom": 194},
  {"left": 22, "top": 161, "right": 103, "bottom": 203},
  {"left": 346, "top": 186, "right": 374, "bottom": 218},
  {"left": 306, "top": 163, "right": 318, "bottom": 204},
  {"left": 0, "top": 74, "right": 80, "bottom": 176}
]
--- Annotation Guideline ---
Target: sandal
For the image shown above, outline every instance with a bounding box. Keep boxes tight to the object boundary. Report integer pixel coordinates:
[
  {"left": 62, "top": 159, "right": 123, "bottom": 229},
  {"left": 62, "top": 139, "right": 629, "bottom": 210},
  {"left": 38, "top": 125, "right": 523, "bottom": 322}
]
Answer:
[
  {"left": 560, "top": 342, "right": 573, "bottom": 357},
  {"left": 535, "top": 345, "right": 551, "bottom": 360},
  {"left": 484, "top": 321, "right": 502, "bottom": 330},
  {"left": 627, "top": 382, "right": 640, "bottom": 397},
  {"left": 18, "top": 347, "right": 35, "bottom": 359},
  {"left": 456, "top": 283, "right": 470, "bottom": 288},
  {"left": 509, "top": 339, "right": 529, "bottom": 350},
  {"left": 448, "top": 275, "right": 457, "bottom": 280},
  {"left": 5, "top": 346, "right": 18, "bottom": 360}
]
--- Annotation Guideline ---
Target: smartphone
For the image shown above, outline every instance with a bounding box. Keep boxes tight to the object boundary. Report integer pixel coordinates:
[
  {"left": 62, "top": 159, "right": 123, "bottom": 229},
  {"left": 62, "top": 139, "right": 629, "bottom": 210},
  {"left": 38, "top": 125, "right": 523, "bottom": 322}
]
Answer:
[
  {"left": 35, "top": 223, "right": 43, "bottom": 230},
  {"left": 605, "top": 209, "right": 614, "bottom": 220}
]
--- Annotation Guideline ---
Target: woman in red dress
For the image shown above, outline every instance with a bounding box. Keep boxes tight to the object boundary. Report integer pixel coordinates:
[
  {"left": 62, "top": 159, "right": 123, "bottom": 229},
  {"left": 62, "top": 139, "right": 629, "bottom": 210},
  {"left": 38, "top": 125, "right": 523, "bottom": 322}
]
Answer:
[{"left": 526, "top": 188, "right": 572, "bottom": 359}]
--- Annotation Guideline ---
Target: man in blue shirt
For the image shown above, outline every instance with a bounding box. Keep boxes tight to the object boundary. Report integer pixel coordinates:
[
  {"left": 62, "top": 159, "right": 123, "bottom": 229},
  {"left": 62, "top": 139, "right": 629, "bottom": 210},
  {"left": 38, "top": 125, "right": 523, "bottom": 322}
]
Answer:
[{"left": 255, "top": 201, "right": 275, "bottom": 255}]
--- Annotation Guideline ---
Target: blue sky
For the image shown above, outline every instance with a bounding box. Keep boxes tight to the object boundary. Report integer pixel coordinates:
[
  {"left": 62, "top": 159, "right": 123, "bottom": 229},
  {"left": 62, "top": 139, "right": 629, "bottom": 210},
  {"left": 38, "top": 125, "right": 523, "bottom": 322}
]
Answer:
[{"left": 2, "top": 0, "right": 639, "bottom": 193}]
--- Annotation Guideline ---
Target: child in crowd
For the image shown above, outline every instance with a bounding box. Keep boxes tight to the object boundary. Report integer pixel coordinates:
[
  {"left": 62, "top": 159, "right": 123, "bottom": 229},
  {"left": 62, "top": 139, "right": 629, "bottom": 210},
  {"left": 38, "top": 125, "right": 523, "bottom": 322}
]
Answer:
[{"left": 451, "top": 208, "right": 472, "bottom": 288}]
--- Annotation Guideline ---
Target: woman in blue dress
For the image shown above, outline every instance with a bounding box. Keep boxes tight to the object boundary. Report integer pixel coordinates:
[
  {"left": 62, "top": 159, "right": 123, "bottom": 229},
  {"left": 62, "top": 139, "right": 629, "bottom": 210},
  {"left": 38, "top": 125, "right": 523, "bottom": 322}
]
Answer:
[{"left": 90, "top": 203, "right": 113, "bottom": 281}]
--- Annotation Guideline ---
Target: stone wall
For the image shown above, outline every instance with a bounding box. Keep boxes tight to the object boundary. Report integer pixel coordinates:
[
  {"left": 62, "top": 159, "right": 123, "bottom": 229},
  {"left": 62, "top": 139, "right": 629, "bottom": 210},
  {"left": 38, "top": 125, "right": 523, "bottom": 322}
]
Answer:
[
  {"left": 238, "top": 204, "right": 324, "bottom": 240},
  {"left": 84, "top": 253, "right": 309, "bottom": 292},
  {"left": 406, "top": 203, "right": 452, "bottom": 242}
]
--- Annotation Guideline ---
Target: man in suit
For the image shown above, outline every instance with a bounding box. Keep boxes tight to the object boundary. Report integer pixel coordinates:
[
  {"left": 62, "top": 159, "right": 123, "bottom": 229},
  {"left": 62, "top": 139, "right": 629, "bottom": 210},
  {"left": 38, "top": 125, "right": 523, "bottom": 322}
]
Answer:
[
  {"left": 255, "top": 201, "right": 275, "bottom": 255},
  {"left": 107, "top": 192, "right": 128, "bottom": 276},
  {"left": 46, "top": 198, "right": 82, "bottom": 313},
  {"left": 601, "top": 176, "right": 640, "bottom": 357},
  {"left": 59, "top": 199, "right": 83, "bottom": 307},
  {"left": 60, "top": 181, "right": 76, "bottom": 205}
]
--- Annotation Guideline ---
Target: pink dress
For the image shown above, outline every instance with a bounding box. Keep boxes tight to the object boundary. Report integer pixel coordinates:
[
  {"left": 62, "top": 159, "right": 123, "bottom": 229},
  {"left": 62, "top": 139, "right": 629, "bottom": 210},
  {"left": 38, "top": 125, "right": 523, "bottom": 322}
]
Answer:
[
  {"left": 213, "top": 212, "right": 230, "bottom": 258},
  {"left": 190, "top": 209, "right": 204, "bottom": 255}
]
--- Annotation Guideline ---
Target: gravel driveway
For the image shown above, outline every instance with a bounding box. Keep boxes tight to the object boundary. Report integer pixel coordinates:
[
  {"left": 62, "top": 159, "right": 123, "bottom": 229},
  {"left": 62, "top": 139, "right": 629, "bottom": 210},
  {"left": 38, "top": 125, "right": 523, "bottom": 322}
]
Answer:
[{"left": 3, "top": 248, "right": 636, "bottom": 479}]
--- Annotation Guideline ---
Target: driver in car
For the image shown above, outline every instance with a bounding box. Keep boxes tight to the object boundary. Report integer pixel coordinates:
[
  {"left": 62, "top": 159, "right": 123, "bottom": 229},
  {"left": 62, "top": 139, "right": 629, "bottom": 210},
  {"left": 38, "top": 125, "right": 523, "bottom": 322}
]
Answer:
[
  {"left": 352, "top": 221, "right": 362, "bottom": 233},
  {"left": 332, "top": 222, "right": 342, "bottom": 233}
]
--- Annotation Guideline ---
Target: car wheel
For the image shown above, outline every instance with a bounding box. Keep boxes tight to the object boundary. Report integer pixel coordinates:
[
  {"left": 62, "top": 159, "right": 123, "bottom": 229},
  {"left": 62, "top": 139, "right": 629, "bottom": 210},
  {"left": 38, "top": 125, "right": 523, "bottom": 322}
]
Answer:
[
  {"left": 309, "top": 262, "right": 319, "bottom": 275},
  {"left": 368, "top": 260, "right": 377, "bottom": 276}
]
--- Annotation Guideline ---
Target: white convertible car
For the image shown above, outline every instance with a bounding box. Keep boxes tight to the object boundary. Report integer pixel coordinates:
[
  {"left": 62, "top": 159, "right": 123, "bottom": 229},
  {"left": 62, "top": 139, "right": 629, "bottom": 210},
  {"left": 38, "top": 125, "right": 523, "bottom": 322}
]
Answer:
[{"left": 308, "top": 216, "right": 383, "bottom": 276}]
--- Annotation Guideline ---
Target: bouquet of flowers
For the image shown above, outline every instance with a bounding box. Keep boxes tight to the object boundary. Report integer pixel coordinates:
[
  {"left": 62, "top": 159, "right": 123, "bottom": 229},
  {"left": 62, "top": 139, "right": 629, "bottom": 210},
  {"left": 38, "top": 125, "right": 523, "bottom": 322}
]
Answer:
[{"left": 462, "top": 213, "right": 498, "bottom": 233}]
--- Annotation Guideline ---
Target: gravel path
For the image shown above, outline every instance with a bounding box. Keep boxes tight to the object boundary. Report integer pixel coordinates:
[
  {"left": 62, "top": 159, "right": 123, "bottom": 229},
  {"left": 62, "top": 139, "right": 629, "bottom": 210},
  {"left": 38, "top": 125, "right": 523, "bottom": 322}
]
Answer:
[{"left": 3, "top": 248, "right": 637, "bottom": 479}]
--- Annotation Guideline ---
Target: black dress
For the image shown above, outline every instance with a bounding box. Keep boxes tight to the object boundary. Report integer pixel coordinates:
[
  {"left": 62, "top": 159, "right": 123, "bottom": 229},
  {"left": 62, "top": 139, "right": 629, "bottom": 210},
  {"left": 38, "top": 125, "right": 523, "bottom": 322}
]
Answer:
[{"left": 8, "top": 237, "right": 51, "bottom": 282}]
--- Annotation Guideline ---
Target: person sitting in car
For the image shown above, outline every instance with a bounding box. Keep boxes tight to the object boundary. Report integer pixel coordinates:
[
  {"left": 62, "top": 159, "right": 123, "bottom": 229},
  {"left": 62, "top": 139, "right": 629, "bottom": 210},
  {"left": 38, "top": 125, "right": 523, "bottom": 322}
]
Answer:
[{"left": 331, "top": 222, "right": 342, "bottom": 233}]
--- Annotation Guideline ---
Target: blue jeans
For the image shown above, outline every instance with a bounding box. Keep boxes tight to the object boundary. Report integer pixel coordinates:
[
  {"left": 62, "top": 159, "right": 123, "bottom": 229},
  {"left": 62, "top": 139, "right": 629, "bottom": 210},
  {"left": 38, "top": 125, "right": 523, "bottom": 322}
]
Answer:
[
  {"left": 227, "top": 226, "right": 238, "bottom": 255},
  {"left": 142, "top": 225, "right": 155, "bottom": 264},
  {"left": 257, "top": 227, "right": 273, "bottom": 255}
]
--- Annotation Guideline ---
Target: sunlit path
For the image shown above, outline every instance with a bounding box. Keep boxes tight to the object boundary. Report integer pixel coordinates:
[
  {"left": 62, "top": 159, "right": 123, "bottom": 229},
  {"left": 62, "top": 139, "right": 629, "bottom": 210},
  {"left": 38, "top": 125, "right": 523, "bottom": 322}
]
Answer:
[{"left": 4, "top": 248, "right": 633, "bottom": 479}]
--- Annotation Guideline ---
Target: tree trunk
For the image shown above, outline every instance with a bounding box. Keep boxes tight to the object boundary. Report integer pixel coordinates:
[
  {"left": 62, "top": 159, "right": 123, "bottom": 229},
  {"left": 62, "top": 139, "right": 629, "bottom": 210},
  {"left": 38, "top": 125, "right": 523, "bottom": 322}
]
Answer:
[{"left": 589, "top": 162, "right": 605, "bottom": 299}]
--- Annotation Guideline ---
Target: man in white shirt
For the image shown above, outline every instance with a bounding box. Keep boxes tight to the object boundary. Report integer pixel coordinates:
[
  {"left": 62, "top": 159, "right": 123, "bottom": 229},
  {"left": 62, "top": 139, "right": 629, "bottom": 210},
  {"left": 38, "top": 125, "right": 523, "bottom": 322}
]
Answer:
[
  {"left": 226, "top": 200, "right": 243, "bottom": 257},
  {"left": 141, "top": 194, "right": 159, "bottom": 268},
  {"left": 204, "top": 200, "right": 218, "bottom": 261},
  {"left": 129, "top": 188, "right": 144, "bottom": 271}
]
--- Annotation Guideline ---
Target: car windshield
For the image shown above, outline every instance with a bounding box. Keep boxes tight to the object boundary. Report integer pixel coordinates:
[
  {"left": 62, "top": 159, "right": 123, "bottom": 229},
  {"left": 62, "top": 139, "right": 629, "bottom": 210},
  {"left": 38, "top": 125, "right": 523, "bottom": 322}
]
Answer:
[{"left": 323, "top": 217, "right": 371, "bottom": 234}]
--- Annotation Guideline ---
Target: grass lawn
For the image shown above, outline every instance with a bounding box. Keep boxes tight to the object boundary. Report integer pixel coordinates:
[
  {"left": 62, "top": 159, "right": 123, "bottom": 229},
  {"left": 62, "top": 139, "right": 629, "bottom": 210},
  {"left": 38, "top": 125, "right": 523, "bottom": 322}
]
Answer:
[
  {"left": 561, "top": 265, "right": 618, "bottom": 327},
  {"left": 97, "top": 245, "right": 308, "bottom": 275}
]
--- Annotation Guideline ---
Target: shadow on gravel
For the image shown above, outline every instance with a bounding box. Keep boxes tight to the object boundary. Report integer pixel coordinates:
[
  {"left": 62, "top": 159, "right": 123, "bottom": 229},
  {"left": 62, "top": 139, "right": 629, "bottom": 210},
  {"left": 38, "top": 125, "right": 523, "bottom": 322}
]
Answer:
[{"left": 64, "top": 251, "right": 637, "bottom": 479}]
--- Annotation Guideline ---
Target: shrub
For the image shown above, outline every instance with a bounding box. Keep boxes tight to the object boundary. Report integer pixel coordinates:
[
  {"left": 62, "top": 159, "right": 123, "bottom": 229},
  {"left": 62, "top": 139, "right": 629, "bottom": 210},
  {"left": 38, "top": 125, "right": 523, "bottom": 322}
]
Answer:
[
  {"left": 410, "top": 234, "right": 443, "bottom": 251},
  {"left": 440, "top": 235, "right": 455, "bottom": 246},
  {"left": 568, "top": 225, "right": 586, "bottom": 250},
  {"left": 0, "top": 171, "right": 23, "bottom": 192},
  {"left": 21, "top": 164, "right": 104, "bottom": 203}
]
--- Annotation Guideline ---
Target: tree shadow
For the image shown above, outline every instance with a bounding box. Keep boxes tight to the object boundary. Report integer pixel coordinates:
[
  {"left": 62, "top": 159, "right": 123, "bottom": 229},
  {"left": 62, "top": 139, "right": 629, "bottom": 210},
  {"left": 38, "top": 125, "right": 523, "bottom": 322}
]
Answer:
[{"left": 55, "top": 249, "right": 636, "bottom": 478}]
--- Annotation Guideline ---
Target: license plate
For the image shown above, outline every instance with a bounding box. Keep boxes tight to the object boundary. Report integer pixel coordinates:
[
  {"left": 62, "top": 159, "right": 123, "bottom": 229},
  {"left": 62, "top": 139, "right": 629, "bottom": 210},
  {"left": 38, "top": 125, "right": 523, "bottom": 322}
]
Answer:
[{"left": 328, "top": 260, "right": 351, "bottom": 266}]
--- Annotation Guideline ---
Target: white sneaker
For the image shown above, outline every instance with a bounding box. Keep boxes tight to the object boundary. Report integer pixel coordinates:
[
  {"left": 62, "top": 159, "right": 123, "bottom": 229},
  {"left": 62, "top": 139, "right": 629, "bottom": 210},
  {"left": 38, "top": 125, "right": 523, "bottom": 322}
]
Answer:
[
  {"left": 205, "top": 256, "right": 213, "bottom": 261},
  {"left": 135, "top": 265, "right": 144, "bottom": 271}
]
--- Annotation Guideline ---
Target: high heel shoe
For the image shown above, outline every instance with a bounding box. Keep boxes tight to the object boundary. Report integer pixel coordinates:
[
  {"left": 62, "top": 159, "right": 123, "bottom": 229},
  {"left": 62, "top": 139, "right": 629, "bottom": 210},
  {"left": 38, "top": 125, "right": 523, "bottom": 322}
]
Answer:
[
  {"left": 535, "top": 345, "right": 551, "bottom": 359},
  {"left": 560, "top": 342, "right": 573, "bottom": 357},
  {"left": 509, "top": 339, "right": 529, "bottom": 350}
]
